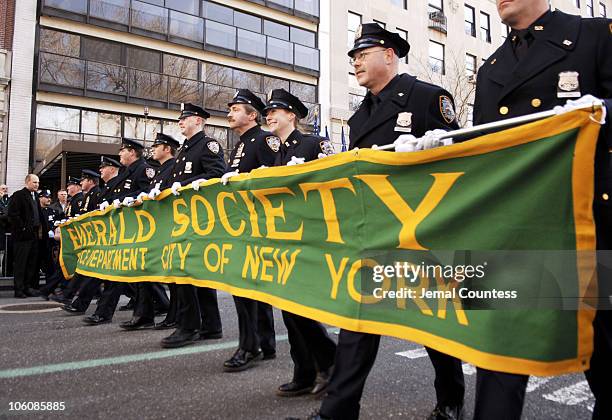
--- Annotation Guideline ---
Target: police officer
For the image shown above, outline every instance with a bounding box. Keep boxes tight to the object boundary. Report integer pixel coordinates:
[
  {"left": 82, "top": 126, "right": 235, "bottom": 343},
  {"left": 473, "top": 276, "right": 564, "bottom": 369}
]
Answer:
[
  {"left": 222, "top": 89, "right": 279, "bottom": 372},
  {"left": 83, "top": 138, "right": 155, "bottom": 326},
  {"left": 293, "top": 24, "right": 463, "bottom": 420},
  {"left": 471, "top": 2, "right": 612, "bottom": 420},
  {"left": 120, "top": 133, "right": 178, "bottom": 331},
  {"left": 160, "top": 103, "right": 225, "bottom": 348},
  {"left": 79, "top": 169, "right": 101, "bottom": 213},
  {"left": 64, "top": 177, "right": 84, "bottom": 219},
  {"left": 98, "top": 156, "right": 122, "bottom": 203},
  {"left": 38, "top": 189, "right": 63, "bottom": 300},
  {"left": 262, "top": 88, "right": 338, "bottom": 397}
]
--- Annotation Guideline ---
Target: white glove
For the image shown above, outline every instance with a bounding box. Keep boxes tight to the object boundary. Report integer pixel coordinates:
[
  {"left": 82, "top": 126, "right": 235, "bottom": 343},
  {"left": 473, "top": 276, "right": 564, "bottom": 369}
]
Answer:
[
  {"left": 148, "top": 188, "right": 161, "bottom": 199},
  {"left": 171, "top": 182, "right": 182, "bottom": 196},
  {"left": 112, "top": 199, "right": 121, "bottom": 209},
  {"left": 60, "top": 219, "right": 67, "bottom": 224},
  {"left": 122, "top": 196, "right": 134, "bottom": 207},
  {"left": 74, "top": 214, "right": 81, "bottom": 218},
  {"left": 191, "top": 179, "right": 207, "bottom": 191},
  {"left": 48, "top": 230, "right": 54, "bottom": 239},
  {"left": 258, "top": 165, "right": 268, "bottom": 169},
  {"left": 393, "top": 134, "right": 418, "bottom": 152},
  {"left": 137, "top": 192, "right": 148, "bottom": 201},
  {"left": 554, "top": 94, "right": 606, "bottom": 124},
  {"left": 317, "top": 153, "right": 328, "bottom": 159},
  {"left": 221, "top": 171, "right": 239, "bottom": 185},
  {"left": 286, "top": 156, "right": 306, "bottom": 166},
  {"left": 53, "top": 221, "right": 61, "bottom": 227},
  {"left": 99, "top": 201, "right": 110, "bottom": 211}
]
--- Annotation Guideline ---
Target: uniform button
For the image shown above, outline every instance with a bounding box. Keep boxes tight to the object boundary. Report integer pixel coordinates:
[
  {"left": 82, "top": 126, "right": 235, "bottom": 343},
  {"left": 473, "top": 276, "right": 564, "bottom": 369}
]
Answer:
[
  {"left": 531, "top": 99, "right": 542, "bottom": 108},
  {"left": 603, "top": 193, "right": 609, "bottom": 201},
  {"left": 179, "top": 171, "right": 183, "bottom": 175},
  {"left": 499, "top": 106, "right": 509, "bottom": 115},
  {"left": 182, "top": 157, "right": 185, "bottom": 161}
]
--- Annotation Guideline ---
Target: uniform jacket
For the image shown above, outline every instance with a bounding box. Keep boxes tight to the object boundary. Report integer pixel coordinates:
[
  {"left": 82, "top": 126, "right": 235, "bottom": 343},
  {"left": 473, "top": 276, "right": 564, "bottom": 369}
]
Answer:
[
  {"left": 81, "top": 185, "right": 101, "bottom": 213},
  {"left": 98, "top": 175, "right": 120, "bottom": 203},
  {"left": 348, "top": 73, "right": 460, "bottom": 149},
  {"left": 151, "top": 159, "right": 174, "bottom": 190},
  {"left": 112, "top": 158, "right": 155, "bottom": 199},
  {"left": 474, "top": 10, "right": 611, "bottom": 202},
  {"left": 49, "top": 201, "right": 66, "bottom": 220},
  {"left": 274, "top": 130, "right": 334, "bottom": 166},
  {"left": 162, "top": 131, "right": 225, "bottom": 188},
  {"left": 228, "top": 125, "right": 279, "bottom": 172},
  {"left": 41, "top": 206, "right": 61, "bottom": 230},
  {"left": 7, "top": 188, "right": 44, "bottom": 242},
  {"left": 65, "top": 191, "right": 84, "bottom": 218}
]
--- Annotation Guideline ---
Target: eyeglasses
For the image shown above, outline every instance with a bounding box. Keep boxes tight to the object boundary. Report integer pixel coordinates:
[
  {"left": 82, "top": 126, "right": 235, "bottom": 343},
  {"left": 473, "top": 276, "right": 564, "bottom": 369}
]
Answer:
[{"left": 349, "top": 49, "right": 388, "bottom": 65}]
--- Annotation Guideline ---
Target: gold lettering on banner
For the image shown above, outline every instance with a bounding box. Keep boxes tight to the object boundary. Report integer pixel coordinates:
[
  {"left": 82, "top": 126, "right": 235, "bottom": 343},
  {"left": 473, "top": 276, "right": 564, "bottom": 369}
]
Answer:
[
  {"left": 325, "top": 254, "right": 350, "bottom": 300},
  {"left": 241, "top": 245, "right": 301, "bottom": 283},
  {"left": 237, "top": 191, "right": 262, "bottom": 238},
  {"left": 92, "top": 221, "right": 108, "bottom": 246},
  {"left": 118, "top": 212, "right": 136, "bottom": 244},
  {"left": 203, "top": 243, "right": 232, "bottom": 274},
  {"left": 172, "top": 198, "right": 189, "bottom": 237},
  {"left": 135, "top": 210, "right": 156, "bottom": 242},
  {"left": 299, "top": 178, "right": 357, "bottom": 244},
  {"left": 434, "top": 275, "right": 468, "bottom": 326},
  {"left": 191, "top": 195, "right": 215, "bottom": 236},
  {"left": 217, "top": 192, "right": 246, "bottom": 237},
  {"left": 251, "top": 187, "right": 303, "bottom": 241},
  {"left": 347, "top": 258, "right": 390, "bottom": 304},
  {"left": 355, "top": 173, "right": 464, "bottom": 250}
]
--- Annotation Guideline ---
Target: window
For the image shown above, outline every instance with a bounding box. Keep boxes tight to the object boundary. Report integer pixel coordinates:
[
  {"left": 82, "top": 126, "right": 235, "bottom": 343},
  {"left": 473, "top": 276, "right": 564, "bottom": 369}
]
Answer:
[
  {"left": 169, "top": 11, "right": 204, "bottom": 43},
  {"left": 428, "top": 40, "right": 445, "bottom": 74},
  {"left": 264, "top": 20, "right": 289, "bottom": 40},
  {"left": 163, "top": 55, "right": 198, "bottom": 79},
  {"left": 290, "top": 81, "right": 316, "bottom": 103},
  {"left": 428, "top": 0, "right": 443, "bottom": 14},
  {"left": 203, "top": 63, "right": 232, "bottom": 86},
  {"left": 267, "top": 37, "right": 293, "bottom": 65},
  {"left": 39, "top": 29, "right": 80, "bottom": 57},
  {"left": 202, "top": 1, "right": 233, "bottom": 25},
  {"left": 465, "top": 53, "right": 477, "bottom": 76},
  {"left": 396, "top": 28, "right": 409, "bottom": 64},
  {"left": 206, "top": 20, "right": 236, "bottom": 51},
  {"left": 373, "top": 20, "right": 386, "bottom": 29},
  {"left": 587, "top": 0, "right": 594, "bottom": 16},
  {"left": 291, "top": 27, "right": 316, "bottom": 47},
  {"left": 233, "top": 69, "right": 262, "bottom": 93},
  {"left": 390, "top": 0, "right": 407, "bottom": 8},
  {"left": 294, "top": 0, "right": 319, "bottom": 17},
  {"left": 237, "top": 29, "right": 266, "bottom": 59},
  {"left": 131, "top": 1, "right": 167, "bottom": 34},
  {"left": 39, "top": 52, "right": 85, "bottom": 88},
  {"left": 348, "top": 12, "right": 362, "bottom": 49},
  {"left": 600, "top": 2, "right": 607, "bottom": 16},
  {"left": 36, "top": 105, "right": 81, "bottom": 132},
  {"left": 263, "top": 76, "right": 288, "bottom": 94},
  {"left": 89, "top": 0, "right": 129, "bottom": 25},
  {"left": 234, "top": 11, "right": 261, "bottom": 33},
  {"left": 124, "top": 116, "right": 161, "bottom": 143},
  {"left": 167, "top": 0, "right": 199, "bottom": 15},
  {"left": 87, "top": 61, "right": 127, "bottom": 95},
  {"left": 127, "top": 47, "right": 161, "bottom": 73},
  {"left": 44, "top": 0, "right": 87, "bottom": 14},
  {"left": 465, "top": 5, "right": 476, "bottom": 37},
  {"left": 82, "top": 111, "right": 121, "bottom": 137},
  {"left": 294, "top": 44, "right": 319, "bottom": 71},
  {"left": 81, "top": 38, "right": 122, "bottom": 64},
  {"left": 480, "top": 12, "right": 491, "bottom": 43}
]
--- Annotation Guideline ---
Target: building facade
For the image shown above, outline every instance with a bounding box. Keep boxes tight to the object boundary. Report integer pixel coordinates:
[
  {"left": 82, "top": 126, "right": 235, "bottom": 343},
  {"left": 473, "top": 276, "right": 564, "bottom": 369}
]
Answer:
[
  {"left": 319, "top": 0, "right": 611, "bottom": 149},
  {"left": 0, "top": 0, "right": 15, "bottom": 187},
  {"left": 4, "top": 0, "right": 320, "bottom": 191}
]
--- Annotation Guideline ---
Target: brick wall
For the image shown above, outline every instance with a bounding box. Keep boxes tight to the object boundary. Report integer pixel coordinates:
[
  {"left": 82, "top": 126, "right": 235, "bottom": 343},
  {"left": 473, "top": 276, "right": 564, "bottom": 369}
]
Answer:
[{"left": 0, "top": 0, "right": 16, "bottom": 51}]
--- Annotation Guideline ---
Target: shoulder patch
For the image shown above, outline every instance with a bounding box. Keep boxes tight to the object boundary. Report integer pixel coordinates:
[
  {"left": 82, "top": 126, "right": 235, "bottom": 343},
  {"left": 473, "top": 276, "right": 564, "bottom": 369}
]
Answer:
[
  {"left": 319, "top": 140, "right": 335, "bottom": 156},
  {"left": 265, "top": 136, "right": 281, "bottom": 153},
  {"left": 207, "top": 141, "right": 220, "bottom": 154},
  {"left": 146, "top": 167, "right": 156, "bottom": 179},
  {"left": 439, "top": 96, "right": 456, "bottom": 124}
]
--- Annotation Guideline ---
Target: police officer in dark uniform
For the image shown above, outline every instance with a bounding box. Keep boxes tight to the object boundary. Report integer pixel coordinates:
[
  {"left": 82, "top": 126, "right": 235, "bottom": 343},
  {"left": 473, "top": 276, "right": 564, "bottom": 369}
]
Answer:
[
  {"left": 120, "top": 133, "right": 178, "bottom": 331},
  {"left": 160, "top": 103, "right": 226, "bottom": 348},
  {"left": 83, "top": 138, "right": 155, "bottom": 326},
  {"left": 222, "top": 89, "right": 279, "bottom": 372},
  {"left": 471, "top": 2, "right": 612, "bottom": 419},
  {"left": 64, "top": 177, "right": 84, "bottom": 219},
  {"left": 79, "top": 169, "right": 101, "bottom": 213},
  {"left": 97, "top": 156, "right": 122, "bottom": 204},
  {"left": 262, "top": 88, "right": 338, "bottom": 397},
  {"left": 293, "top": 24, "right": 464, "bottom": 420},
  {"left": 38, "top": 189, "right": 65, "bottom": 300}
]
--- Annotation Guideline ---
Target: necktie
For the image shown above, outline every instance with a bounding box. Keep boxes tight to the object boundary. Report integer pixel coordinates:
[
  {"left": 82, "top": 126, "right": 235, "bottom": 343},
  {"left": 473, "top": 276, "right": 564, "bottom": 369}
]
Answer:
[{"left": 513, "top": 30, "right": 532, "bottom": 61}]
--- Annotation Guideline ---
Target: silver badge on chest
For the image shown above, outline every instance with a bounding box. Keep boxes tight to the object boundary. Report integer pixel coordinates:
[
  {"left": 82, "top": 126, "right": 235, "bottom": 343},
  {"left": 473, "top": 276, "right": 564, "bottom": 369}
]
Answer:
[
  {"left": 185, "top": 161, "right": 193, "bottom": 174},
  {"left": 557, "top": 71, "right": 581, "bottom": 98},
  {"left": 394, "top": 112, "right": 413, "bottom": 133}
]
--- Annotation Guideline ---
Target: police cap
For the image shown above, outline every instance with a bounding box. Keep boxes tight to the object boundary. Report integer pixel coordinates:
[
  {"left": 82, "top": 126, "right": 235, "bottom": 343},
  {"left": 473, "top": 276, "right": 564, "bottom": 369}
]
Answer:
[
  {"left": 348, "top": 23, "right": 410, "bottom": 58},
  {"left": 263, "top": 88, "right": 309, "bottom": 119}
]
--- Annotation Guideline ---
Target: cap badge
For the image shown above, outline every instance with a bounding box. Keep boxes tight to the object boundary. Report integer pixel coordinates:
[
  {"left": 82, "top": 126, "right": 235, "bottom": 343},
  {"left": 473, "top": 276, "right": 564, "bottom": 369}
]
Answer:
[{"left": 355, "top": 24, "right": 362, "bottom": 40}]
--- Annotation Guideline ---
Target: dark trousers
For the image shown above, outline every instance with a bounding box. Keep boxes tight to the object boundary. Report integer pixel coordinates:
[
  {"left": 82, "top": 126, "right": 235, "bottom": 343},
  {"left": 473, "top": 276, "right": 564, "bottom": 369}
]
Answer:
[
  {"left": 70, "top": 276, "right": 102, "bottom": 312},
  {"left": 13, "top": 239, "right": 39, "bottom": 293},
  {"left": 134, "top": 282, "right": 170, "bottom": 319},
  {"left": 176, "top": 284, "right": 222, "bottom": 332},
  {"left": 233, "top": 296, "right": 276, "bottom": 353},
  {"left": 282, "top": 311, "right": 336, "bottom": 384},
  {"left": 320, "top": 330, "right": 464, "bottom": 420},
  {"left": 93, "top": 282, "right": 126, "bottom": 319},
  {"left": 164, "top": 283, "right": 177, "bottom": 323}
]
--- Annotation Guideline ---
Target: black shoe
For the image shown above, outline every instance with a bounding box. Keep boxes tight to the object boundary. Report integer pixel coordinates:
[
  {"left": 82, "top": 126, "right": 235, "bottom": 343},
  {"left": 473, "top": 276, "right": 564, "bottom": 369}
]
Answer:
[
  {"left": 427, "top": 404, "right": 464, "bottom": 420},
  {"left": 154, "top": 307, "right": 169, "bottom": 316},
  {"left": 285, "top": 409, "right": 329, "bottom": 420},
  {"left": 25, "top": 288, "right": 40, "bottom": 297},
  {"left": 160, "top": 328, "right": 199, "bottom": 348},
  {"left": 263, "top": 351, "right": 276, "bottom": 360},
  {"left": 154, "top": 319, "right": 177, "bottom": 330},
  {"left": 276, "top": 381, "right": 314, "bottom": 397},
  {"left": 311, "top": 367, "right": 333, "bottom": 397},
  {"left": 223, "top": 348, "right": 262, "bottom": 372},
  {"left": 14, "top": 292, "right": 27, "bottom": 299},
  {"left": 39, "top": 293, "right": 50, "bottom": 301},
  {"left": 199, "top": 330, "right": 223, "bottom": 340},
  {"left": 62, "top": 304, "right": 85, "bottom": 315},
  {"left": 120, "top": 317, "right": 154, "bottom": 330},
  {"left": 83, "top": 314, "right": 111, "bottom": 325},
  {"left": 50, "top": 294, "right": 70, "bottom": 304}
]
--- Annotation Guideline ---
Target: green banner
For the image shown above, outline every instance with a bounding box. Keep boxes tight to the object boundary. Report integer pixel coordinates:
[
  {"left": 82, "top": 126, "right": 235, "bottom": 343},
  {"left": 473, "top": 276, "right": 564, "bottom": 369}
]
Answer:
[{"left": 60, "top": 109, "right": 602, "bottom": 376}]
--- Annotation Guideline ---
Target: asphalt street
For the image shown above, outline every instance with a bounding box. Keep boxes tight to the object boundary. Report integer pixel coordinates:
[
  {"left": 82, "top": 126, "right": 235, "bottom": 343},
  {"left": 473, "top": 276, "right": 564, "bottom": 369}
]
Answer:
[{"left": 0, "top": 290, "right": 595, "bottom": 419}]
